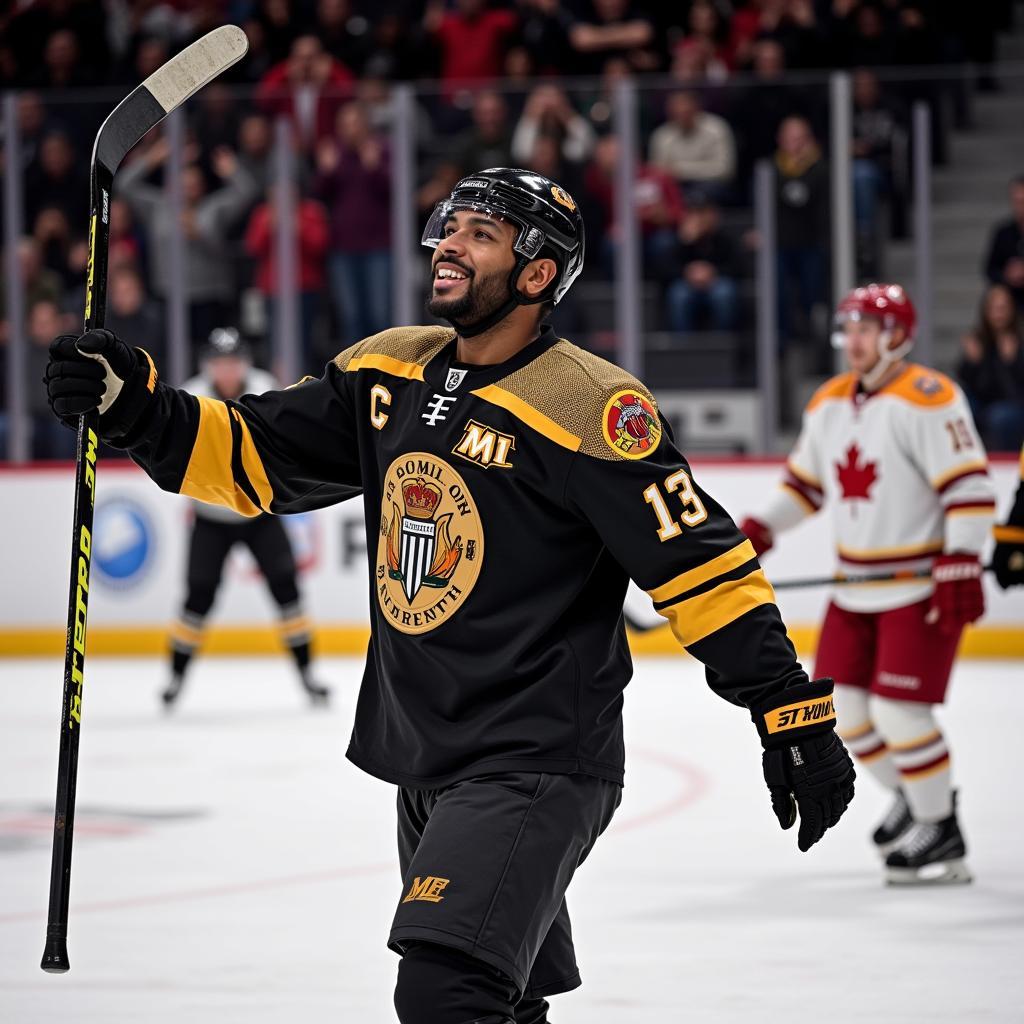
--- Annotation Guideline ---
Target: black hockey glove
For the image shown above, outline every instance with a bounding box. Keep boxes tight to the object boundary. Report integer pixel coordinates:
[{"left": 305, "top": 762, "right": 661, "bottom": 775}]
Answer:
[
  {"left": 751, "top": 678, "right": 855, "bottom": 852},
  {"left": 992, "top": 523, "right": 1024, "bottom": 589},
  {"left": 45, "top": 329, "right": 158, "bottom": 440}
]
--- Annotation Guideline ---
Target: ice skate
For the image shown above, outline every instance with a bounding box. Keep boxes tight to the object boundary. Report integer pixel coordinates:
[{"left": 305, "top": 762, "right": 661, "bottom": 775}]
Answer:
[
  {"left": 300, "top": 673, "right": 331, "bottom": 707},
  {"left": 872, "top": 788, "right": 913, "bottom": 855},
  {"left": 885, "top": 807, "right": 972, "bottom": 886},
  {"left": 161, "top": 674, "right": 186, "bottom": 709}
]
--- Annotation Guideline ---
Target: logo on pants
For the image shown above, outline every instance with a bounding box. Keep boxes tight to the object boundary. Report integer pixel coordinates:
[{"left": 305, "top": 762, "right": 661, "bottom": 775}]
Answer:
[{"left": 402, "top": 876, "right": 450, "bottom": 904}]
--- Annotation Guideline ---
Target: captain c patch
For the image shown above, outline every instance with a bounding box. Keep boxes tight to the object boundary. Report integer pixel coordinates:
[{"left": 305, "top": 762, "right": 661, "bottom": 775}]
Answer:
[{"left": 602, "top": 390, "right": 662, "bottom": 460}]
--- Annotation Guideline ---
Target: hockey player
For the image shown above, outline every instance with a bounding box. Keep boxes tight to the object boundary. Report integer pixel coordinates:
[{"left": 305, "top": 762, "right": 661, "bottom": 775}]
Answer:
[
  {"left": 992, "top": 443, "right": 1024, "bottom": 589},
  {"left": 45, "top": 168, "right": 854, "bottom": 1024},
  {"left": 163, "top": 327, "right": 330, "bottom": 708},
  {"left": 740, "top": 283, "right": 995, "bottom": 885}
]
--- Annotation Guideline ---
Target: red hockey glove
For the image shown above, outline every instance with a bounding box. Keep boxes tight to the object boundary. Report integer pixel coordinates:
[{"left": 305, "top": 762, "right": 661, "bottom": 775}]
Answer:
[
  {"left": 739, "top": 516, "right": 773, "bottom": 558},
  {"left": 927, "top": 553, "right": 985, "bottom": 634}
]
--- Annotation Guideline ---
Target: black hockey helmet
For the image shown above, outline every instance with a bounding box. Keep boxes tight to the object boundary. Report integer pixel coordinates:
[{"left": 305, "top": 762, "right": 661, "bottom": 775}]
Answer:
[
  {"left": 202, "top": 326, "right": 251, "bottom": 362},
  {"left": 422, "top": 167, "right": 585, "bottom": 320}
]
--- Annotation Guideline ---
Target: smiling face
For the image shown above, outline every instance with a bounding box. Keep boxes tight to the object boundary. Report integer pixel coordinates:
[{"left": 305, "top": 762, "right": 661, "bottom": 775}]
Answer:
[{"left": 426, "top": 209, "right": 519, "bottom": 325}]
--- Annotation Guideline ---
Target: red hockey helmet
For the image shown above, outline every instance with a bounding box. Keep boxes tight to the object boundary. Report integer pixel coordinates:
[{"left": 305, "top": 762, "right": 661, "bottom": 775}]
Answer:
[
  {"left": 833, "top": 283, "right": 917, "bottom": 388},
  {"left": 835, "top": 283, "right": 917, "bottom": 340}
]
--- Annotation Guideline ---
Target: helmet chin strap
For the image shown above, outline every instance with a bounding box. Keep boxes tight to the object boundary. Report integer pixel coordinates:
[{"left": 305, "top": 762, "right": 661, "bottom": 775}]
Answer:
[
  {"left": 860, "top": 329, "right": 911, "bottom": 391},
  {"left": 445, "top": 258, "right": 550, "bottom": 339}
]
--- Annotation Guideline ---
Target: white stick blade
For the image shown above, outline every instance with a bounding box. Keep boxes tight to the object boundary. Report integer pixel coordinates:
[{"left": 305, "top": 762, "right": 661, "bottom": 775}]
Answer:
[{"left": 143, "top": 25, "right": 249, "bottom": 114}]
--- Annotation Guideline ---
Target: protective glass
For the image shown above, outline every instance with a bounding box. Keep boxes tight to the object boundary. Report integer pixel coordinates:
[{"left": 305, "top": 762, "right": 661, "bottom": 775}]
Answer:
[{"left": 421, "top": 201, "right": 545, "bottom": 259}]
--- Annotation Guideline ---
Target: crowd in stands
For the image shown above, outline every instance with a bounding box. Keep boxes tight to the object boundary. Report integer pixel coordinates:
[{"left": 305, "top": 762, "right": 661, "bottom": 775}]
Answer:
[{"left": 0, "top": 0, "right": 1018, "bottom": 457}]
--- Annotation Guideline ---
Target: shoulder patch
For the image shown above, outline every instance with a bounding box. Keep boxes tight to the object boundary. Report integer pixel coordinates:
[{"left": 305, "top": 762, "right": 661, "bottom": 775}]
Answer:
[
  {"left": 479, "top": 340, "right": 660, "bottom": 460},
  {"left": 602, "top": 389, "right": 661, "bottom": 459},
  {"left": 806, "top": 372, "right": 856, "bottom": 414},
  {"left": 334, "top": 326, "right": 453, "bottom": 375},
  {"left": 883, "top": 364, "right": 958, "bottom": 408}
]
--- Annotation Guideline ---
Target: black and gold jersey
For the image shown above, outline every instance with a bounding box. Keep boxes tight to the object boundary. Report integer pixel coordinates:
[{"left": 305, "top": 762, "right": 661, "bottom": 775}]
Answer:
[{"left": 120, "top": 324, "right": 808, "bottom": 788}]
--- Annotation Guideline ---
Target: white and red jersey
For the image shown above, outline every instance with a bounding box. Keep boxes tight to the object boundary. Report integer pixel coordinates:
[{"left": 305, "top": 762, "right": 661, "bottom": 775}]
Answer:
[{"left": 761, "top": 363, "right": 996, "bottom": 612}]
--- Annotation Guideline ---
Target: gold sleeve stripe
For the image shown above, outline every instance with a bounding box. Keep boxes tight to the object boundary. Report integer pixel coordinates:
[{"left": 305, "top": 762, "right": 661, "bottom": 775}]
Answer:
[
  {"left": 181, "top": 396, "right": 262, "bottom": 517},
  {"left": 231, "top": 407, "right": 273, "bottom": 512},
  {"left": 932, "top": 459, "right": 988, "bottom": 492},
  {"left": 658, "top": 567, "right": 776, "bottom": 648},
  {"left": 647, "top": 539, "right": 757, "bottom": 605},
  {"left": 781, "top": 481, "right": 819, "bottom": 516},
  {"left": 137, "top": 347, "right": 158, "bottom": 392},
  {"left": 347, "top": 352, "right": 426, "bottom": 381},
  {"left": 472, "top": 384, "right": 582, "bottom": 452},
  {"left": 786, "top": 461, "right": 822, "bottom": 491},
  {"left": 994, "top": 524, "right": 1024, "bottom": 544}
]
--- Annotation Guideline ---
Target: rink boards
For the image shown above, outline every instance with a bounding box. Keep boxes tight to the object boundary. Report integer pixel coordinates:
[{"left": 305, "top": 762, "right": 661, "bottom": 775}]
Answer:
[{"left": 1, "top": 457, "right": 1022, "bottom": 657}]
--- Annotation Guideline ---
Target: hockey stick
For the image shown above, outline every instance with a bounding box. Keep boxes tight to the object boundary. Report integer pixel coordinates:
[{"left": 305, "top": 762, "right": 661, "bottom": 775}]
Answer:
[
  {"left": 771, "top": 565, "right": 995, "bottom": 591},
  {"left": 40, "top": 25, "right": 249, "bottom": 975}
]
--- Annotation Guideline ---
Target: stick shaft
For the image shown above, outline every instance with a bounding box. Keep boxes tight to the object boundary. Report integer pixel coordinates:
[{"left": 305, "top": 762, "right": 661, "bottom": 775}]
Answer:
[{"left": 772, "top": 565, "right": 994, "bottom": 591}]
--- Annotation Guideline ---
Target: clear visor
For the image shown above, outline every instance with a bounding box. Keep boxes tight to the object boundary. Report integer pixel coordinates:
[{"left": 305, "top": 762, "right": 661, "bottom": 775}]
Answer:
[
  {"left": 421, "top": 200, "right": 544, "bottom": 259},
  {"left": 830, "top": 308, "right": 884, "bottom": 350}
]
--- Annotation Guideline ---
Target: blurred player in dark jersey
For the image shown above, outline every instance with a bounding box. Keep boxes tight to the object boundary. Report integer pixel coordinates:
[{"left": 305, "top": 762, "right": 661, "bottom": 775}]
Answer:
[
  {"left": 47, "top": 169, "right": 853, "bottom": 1023},
  {"left": 163, "top": 328, "right": 329, "bottom": 708}
]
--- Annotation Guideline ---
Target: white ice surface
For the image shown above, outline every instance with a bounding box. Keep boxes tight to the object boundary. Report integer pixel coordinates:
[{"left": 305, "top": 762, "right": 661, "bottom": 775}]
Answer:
[{"left": 1, "top": 656, "right": 1022, "bottom": 1023}]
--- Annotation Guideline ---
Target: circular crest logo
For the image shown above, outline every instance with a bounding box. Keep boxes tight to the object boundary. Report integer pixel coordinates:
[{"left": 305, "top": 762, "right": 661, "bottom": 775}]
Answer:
[
  {"left": 93, "top": 496, "right": 155, "bottom": 589},
  {"left": 376, "top": 453, "right": 484, "bottom": 635},
  {"left": 602, "top": 389, "right": 662, "bottom": 460}
]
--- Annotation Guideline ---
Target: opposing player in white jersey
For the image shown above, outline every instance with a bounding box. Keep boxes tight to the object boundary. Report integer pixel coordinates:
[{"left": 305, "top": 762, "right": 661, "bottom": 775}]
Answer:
[
  {"left": 164, "top": 328, "right": 330, "bottom": 708},
  {"left": 740, "top": 284, "right": 996, "bottom": 884}
]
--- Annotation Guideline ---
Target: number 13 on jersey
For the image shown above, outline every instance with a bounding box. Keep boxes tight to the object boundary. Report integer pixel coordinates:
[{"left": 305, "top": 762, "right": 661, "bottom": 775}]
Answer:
[{"left": 643, "top": 470, "right": 708, "bottom": 540}]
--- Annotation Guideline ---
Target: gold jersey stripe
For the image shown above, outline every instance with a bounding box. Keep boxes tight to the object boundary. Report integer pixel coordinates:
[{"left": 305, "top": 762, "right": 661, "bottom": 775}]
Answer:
[
  {"left": 347, "top": 352, "right": 426, "bottom": 381},
  {"left": 647, "top": 539, "right": 757, "bottom": 605},
  {"left": 659, "top": 567, "right": 775, "bottom": 648},
  {"left": 994, "top": 524, "right": 1024, "bottom": 544},
  {"left": 232, "top": 407, "right": 273, "bottom": 512},
  {"left": 181, "top": 396, "right": 262, "bottom": 517},
  {"left": 931, "top": 459, "right": 988, "bottom": 491},
  {"left": 837, "top": 539, "right": 943, "bottom": 561},
  {"left": 472, "top": 384, "right": 582, "bottom": 452}
]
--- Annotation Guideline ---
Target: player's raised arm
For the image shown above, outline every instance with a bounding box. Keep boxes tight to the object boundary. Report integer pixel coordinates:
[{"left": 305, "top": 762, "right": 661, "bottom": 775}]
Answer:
[
  {"left": 44, "top": 328, "right": 363, "bottom": 515},
  {"left": 565, "top": 390, "right": 855, "bottom": 851}
]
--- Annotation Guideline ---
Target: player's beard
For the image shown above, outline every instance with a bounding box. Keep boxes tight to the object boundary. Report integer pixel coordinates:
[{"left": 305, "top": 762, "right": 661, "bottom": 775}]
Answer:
[{"left": 427, "top": 265, "right": 512, "bottom": 329}]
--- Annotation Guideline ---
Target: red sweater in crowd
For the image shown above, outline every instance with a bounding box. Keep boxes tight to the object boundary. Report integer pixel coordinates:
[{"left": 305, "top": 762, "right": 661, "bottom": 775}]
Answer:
[
  {"left": 244, "top": 199, "right": 330, "bottom": 293},
  {"left": 434, "top": 9, "right": 518, "bottom": 84}
]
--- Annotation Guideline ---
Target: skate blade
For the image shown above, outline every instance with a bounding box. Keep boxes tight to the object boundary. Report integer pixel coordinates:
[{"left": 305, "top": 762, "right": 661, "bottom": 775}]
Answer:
[{"left": 886, "top": 859, "right": 973, "bottom": 886}]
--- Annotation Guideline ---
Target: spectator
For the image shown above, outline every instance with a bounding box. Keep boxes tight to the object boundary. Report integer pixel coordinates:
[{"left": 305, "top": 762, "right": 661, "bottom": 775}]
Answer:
[
  {"left": 104, "top": 266, "right": 166, "bottom": 371},
  {"left": 315, "top": 0, "right": 371, "bottom": 74},
  {"left": 24, "top": 131, "right": 89, "bottom": 231},
  {"left": 648, "top": 91, "right": 736, "bottom": 203},
  {"left": 32, "top": 207, "right": 74, "bottom": 284},
  {"left": 444, "top": 90, "right": 514, "bottom": 191},
  {"left": 192, "top": 83, "right": 241, "bottom": 157},
  {"left": 569, "top": 0, "right": 657, "bottom": 75},
  {"left": 0, "top": 238, "right": 63, "bottom": 342},
  {"left": 26, "top": 299, "right": 76, "bottom": 460},
  {"left": 237, "top": 113, "right": 274, "bottom": 194},
  {"left": 107, "top": 198, "right": 146, "bottom": 273},
  {"left": 511, "top": 85, "right": 596, "bottom": 167},
  {"left": 256, "top": 35, "right": 355, "bottom": 152},
  {"left": 984, "top": 176, "right": 1024, "bottom": 310},
  {"left": 674, "top": 1, "right": 730, "bottom": 80},
  {"left": 584, "top": 134, "right": 684, "bottom": 279},
  {"left": 118, "top": 139, "right": 258, "bottom": 346},
  {"left": 774, "top": 115, "right": 829, "bottom": 344},
  {"left": 423, "top": 0, "right": 518, "bottom": 89},
  {"left": 851, "top": 67, "right": 906, "bottom": 272},
  {"left": 958, "top": 284, "right": 1024, "bottom": 451},
  {"left": 731, "top": 39, "right": 810, "bottom": 188},
  {"left": 315, "top": 102, "right": 392, "bottom": 345},
  {"left": 729, "top": 0, "right": 818, "bottom": 70},
  {"left": 665, "top": 195, "right": 741, "bottom": 333},
  {"left": 517, "top": 0, "right": 574, "bottom": 74},
  {"left": 244, "top": 185, "right": 330, "bottom": 366}
]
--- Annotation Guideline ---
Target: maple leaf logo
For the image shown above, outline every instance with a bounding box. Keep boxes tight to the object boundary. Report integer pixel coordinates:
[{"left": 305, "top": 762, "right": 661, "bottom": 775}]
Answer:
[{"left": 835, "top": 442, "right": 878, "bottom": 501}]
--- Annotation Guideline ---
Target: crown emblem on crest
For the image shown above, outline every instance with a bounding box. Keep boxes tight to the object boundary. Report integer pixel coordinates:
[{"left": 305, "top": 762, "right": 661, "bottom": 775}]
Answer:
[{"left": 401, "top": 478, "right": 442, "bottom": 519}]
